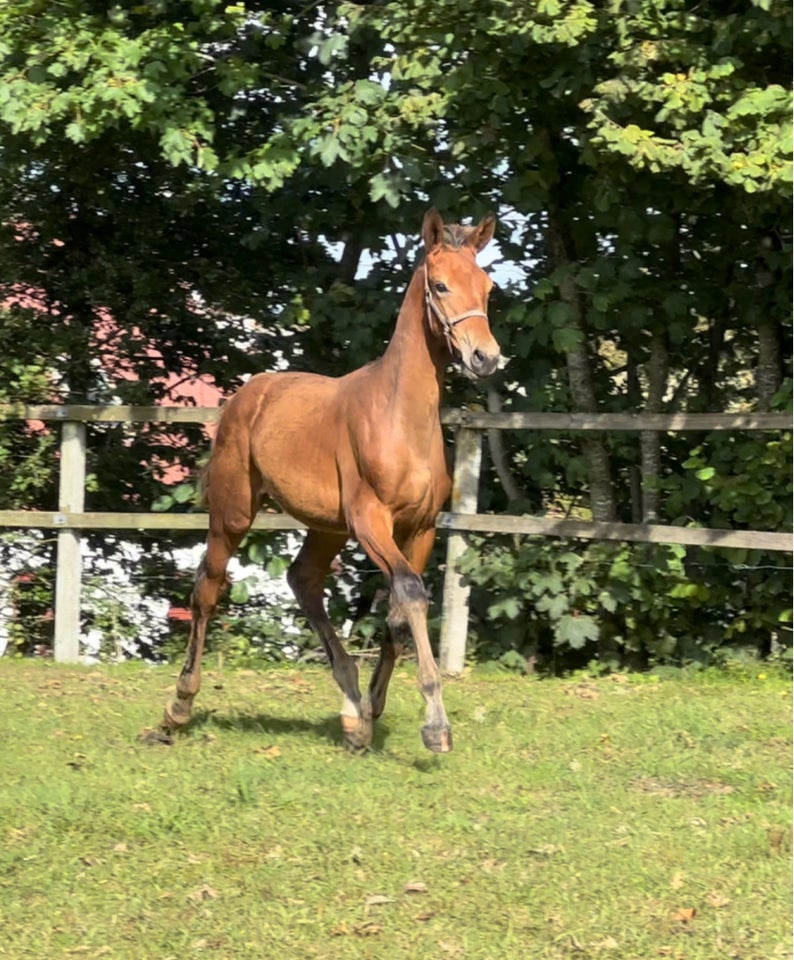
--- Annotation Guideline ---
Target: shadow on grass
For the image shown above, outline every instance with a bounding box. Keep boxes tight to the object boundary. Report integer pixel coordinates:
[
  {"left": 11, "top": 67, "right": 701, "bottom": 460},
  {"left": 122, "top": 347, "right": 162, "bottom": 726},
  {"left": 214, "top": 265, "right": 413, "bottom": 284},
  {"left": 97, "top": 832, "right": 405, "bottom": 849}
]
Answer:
[{"left": 186, "top": 708, "right": 393, "bottom": 752}]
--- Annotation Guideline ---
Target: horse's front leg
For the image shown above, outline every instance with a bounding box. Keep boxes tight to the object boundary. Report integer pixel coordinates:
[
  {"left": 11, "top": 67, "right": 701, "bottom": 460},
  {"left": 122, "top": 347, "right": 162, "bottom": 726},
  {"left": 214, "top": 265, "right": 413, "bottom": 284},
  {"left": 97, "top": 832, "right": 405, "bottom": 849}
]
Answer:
[
  {"left": 368, "top": 529, "right": 436, "bottom": 723},
  {"left": 387, "top": 573, "right": 451, "bottom": 753},
  {"left": 350, "top": 495, "right": 451, "bottom": 753}
]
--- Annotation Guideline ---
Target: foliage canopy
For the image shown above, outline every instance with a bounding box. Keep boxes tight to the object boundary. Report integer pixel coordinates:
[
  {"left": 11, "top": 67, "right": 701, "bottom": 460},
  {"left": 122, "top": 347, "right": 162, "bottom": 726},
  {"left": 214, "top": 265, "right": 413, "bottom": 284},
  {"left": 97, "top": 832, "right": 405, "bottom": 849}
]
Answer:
[{"left": 0, "top": 0, "right": 790, "bottom": 666}]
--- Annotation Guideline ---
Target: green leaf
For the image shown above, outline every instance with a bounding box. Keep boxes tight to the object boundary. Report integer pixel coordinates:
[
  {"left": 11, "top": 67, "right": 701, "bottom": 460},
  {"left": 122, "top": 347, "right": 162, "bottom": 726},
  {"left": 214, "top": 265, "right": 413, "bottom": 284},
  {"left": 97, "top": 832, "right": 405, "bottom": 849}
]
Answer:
[
  {"left": 554, "top": 614, "right": 599, "bottom": 650},
  {"left": 552, "top": 326, "right": 583, "bottom": 352},
  {"left": 488, "top": 596, "right": 522, "bottom": 620},
  {"left": 598, "top": 590, "right": 618, "bottom": 614},
  {"left": 172, "top": 483, "right": 195, "bottom": 504},
  {"left": 548, "top": 301, "right": 576, "bottom": 327},
  {"left": 369, "top": 171, "right": 402, "bottom": 208},
  {"left": 229, "top": 581, "right": 250, "bottom": 604},
  {"left": 65, "top": 120, "right": 86, "bottom": 143},
  {"left": 318, "top": 135, "right": 340, "bottom": 167},
  {"left": 536, "top": 592, "right": 569, "bottom": 619}
]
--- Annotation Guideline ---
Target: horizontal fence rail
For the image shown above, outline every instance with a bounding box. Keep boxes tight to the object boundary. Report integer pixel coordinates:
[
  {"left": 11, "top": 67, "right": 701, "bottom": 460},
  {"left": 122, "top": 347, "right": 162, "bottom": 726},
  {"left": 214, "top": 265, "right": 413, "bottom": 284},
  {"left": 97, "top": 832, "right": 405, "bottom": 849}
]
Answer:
[
  {"left": 0, "top": 510, "right": 790, "bottom": 554},
  {"left": 1, "top": 403, "right": 791, "bottom": 431},
  {"left": 0, "top": 403, "right": 790, "bottom": 668}
]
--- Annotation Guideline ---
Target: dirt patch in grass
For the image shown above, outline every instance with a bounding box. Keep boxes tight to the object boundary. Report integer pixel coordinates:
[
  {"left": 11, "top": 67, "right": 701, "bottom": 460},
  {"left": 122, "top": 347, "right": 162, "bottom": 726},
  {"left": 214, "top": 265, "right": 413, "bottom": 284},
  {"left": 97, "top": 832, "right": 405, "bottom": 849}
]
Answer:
[{"left": 631, "top": 776, "right": 737, "bottom": 798}]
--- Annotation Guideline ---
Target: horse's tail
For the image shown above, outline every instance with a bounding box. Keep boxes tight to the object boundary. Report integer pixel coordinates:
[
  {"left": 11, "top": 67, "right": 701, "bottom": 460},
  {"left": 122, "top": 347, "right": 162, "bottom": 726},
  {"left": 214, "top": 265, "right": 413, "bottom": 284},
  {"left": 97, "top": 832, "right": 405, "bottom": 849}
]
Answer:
[{"left": 196, "top": 400, "right": 230, "bottom": 509}]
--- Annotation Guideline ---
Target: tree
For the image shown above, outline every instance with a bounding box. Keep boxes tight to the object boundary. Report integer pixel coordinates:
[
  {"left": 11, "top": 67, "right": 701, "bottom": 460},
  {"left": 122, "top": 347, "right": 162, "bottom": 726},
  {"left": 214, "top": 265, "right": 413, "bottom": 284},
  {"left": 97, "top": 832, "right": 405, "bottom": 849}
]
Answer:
[{"left": 0, "top": 0, "right": 790, "bottom": 665}]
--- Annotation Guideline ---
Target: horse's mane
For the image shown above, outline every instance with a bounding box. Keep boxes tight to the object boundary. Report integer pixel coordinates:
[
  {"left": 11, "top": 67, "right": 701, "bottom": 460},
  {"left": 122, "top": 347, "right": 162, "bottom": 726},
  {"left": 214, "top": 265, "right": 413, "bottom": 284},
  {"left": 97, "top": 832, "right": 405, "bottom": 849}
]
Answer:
[
  {"left": 440, "top": 223, "right": 477, "bottom": 249},
  {"left": 415, "top": 222, "right": 475, "bottom": 269}
]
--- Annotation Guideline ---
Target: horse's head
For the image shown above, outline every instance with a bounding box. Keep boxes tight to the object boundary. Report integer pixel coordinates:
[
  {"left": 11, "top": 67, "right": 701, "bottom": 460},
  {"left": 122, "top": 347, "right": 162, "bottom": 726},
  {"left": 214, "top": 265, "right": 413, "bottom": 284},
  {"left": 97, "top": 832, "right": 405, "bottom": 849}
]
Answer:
[{"left": 421, "top": 208, "right": 501, "bottom": 379}]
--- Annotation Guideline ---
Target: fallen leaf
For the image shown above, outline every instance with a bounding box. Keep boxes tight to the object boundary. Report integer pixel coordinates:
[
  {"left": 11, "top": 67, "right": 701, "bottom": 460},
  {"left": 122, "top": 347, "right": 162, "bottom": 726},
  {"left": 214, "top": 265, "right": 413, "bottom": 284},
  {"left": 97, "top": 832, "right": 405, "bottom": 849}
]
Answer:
[
  {"left": 705, "top": 891, "right": 731, "bottom": 908},
  {"left": 592, "top": 935, "right": 619, "bottom": 951},
  {"left": 404, "top": 881, "right": 428, "bottom": 893},
  {"left": 528, "top": 844, "right": 559, "bottom": 857},
  {"left": 767, "top": 825, "right": 789, "bottom": 856},
  {"left": 438, "top": 941, "right": 463, "bottom": 956},
  {"left": 414, "top": 909, "right": 436, "bottom": 921},
  {"left": 187, "top": 884, "right": 219, "bottom": 903},
  {"left": 333, "top": 920, "right": 382, "bottom": 937},
  {"left": 564, "top": 683, "right": 599, "bottom": 700},
  {"left": 255, "top": 744, "right": 281, "bottom": 759},
  {"left": 671, "top": 907, "right": 697, "bottom": 923},
  {"left": 670, "top": 872, "right": 685, "bottom": 890},
  {"left": 364, "top": 894, "right": 395, "bottom": 912},
  {"left": 347, "top": 846, "right": 365, "bottom": 864},
  {"left": 112, "top": 842, "right": 128, "bottom": 854}
]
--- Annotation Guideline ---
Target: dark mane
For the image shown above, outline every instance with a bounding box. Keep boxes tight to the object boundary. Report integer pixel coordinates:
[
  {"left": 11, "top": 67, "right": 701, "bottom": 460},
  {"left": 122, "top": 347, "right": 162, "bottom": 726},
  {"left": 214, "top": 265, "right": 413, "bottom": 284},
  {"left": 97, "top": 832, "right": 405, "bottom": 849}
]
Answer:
[{"left": 415, "top": 222, "right": 475, "bottom": 268}]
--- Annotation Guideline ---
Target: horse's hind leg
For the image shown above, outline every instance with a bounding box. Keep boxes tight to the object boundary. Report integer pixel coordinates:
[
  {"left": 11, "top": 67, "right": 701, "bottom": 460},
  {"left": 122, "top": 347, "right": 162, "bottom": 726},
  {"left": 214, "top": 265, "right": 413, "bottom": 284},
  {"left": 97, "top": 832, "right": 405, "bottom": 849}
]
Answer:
[
  {"left": 286, "top": 530, "right": 369, "bottom": 750},
  {"left": 163, "top": 470, "right": 256, "bottom": 730}
]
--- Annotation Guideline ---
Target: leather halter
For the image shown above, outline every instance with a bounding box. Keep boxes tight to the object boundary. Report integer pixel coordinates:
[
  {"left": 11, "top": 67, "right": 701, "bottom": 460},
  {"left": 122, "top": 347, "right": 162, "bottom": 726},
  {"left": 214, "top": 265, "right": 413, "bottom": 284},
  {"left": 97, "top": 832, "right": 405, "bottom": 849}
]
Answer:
[{"left": 423, "top": 260, "right": 488, "bottom": 349}]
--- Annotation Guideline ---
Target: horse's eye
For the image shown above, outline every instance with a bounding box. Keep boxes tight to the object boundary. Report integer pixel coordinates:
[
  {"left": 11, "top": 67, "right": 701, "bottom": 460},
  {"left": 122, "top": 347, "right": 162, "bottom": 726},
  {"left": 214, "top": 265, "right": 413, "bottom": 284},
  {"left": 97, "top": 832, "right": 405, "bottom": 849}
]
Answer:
[{"left": 434, "top": 281, "right": 449, "bottom": 294}]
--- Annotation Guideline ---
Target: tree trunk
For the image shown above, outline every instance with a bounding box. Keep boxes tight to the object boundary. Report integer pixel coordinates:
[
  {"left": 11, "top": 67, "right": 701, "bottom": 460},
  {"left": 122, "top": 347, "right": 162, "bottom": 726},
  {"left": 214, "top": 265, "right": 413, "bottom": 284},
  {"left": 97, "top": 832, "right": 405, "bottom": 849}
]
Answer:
[
  {"left": 640, "top": 332, "right": 669, "bottom": 522},
  {"left": 487, "top": 385, "right": 523, "bottom": 503},
  {"left": 756, "top": 322, "right": 781, "bottom": 411},
  {"left": 546, "top": 207, "right": 617, "bottom": 523}
]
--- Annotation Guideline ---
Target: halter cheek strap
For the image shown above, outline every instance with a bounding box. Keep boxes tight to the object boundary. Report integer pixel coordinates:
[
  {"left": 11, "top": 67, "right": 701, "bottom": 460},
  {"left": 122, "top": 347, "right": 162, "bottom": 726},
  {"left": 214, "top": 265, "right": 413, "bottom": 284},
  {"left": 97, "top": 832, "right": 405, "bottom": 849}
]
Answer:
[{"left": 423, "top": 261, "right": 488, "bottom": 345}]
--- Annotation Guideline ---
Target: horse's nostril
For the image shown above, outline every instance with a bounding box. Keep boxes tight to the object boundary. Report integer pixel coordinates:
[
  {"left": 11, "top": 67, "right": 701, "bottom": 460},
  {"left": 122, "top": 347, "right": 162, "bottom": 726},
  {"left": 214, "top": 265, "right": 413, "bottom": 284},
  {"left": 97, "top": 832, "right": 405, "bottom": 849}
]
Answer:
[{"left": 469, "top": 349, "right": 499, "bottom": 378}]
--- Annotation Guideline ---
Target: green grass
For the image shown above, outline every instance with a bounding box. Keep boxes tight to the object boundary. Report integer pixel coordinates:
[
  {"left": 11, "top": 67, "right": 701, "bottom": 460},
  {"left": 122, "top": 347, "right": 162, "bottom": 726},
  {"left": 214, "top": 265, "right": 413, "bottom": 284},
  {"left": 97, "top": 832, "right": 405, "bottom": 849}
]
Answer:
[{"left": 0, "top": 659, "right": 790, "bottom": 959}]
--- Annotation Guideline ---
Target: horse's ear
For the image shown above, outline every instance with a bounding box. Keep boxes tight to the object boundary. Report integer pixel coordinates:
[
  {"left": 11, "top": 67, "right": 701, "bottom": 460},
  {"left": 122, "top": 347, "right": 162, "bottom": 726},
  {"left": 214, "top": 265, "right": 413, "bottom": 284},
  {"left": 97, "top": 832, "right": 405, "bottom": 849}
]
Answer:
[
  {"left": 468, "top": 212, "right": 497, "bottom": 253},
  {"left": 422, "top": 208, "right": 445, "bottom": 251}
]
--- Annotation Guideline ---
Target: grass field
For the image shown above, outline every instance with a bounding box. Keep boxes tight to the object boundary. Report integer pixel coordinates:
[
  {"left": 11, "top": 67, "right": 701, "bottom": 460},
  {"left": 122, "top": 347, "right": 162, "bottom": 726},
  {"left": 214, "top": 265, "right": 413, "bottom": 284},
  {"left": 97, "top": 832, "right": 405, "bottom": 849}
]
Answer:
[{"left": 0, "top": 658, "right": 790, "bottom": 959}]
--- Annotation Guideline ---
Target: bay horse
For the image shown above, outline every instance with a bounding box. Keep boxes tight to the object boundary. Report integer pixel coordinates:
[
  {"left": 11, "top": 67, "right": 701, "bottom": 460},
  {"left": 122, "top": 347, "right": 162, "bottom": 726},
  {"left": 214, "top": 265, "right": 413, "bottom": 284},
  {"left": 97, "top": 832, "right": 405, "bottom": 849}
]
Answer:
[{"left": 163, "top": 209, "right": 500, "bottom": 752}]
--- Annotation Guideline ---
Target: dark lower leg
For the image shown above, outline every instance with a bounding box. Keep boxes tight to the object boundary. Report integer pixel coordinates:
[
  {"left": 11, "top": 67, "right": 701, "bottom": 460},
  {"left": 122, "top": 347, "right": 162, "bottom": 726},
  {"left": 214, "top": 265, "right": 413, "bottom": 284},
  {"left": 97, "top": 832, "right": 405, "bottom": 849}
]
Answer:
[{"left": 368, "top": 628, "right": 404, "bottom": 720}]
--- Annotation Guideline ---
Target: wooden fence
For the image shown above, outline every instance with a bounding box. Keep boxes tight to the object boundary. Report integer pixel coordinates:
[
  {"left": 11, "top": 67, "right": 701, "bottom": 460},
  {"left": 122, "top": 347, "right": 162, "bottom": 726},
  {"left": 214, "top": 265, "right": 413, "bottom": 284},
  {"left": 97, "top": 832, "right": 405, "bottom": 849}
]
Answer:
[{"left": 0, "top": 404, "right": 791, "bottom": 671}]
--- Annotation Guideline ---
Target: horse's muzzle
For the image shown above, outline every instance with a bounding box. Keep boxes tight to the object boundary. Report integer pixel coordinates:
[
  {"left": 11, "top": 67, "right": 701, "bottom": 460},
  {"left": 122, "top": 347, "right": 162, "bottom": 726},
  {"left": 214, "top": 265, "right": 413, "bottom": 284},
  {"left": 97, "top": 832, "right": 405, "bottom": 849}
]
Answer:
[{"left": 467, "top": 348, "right": 501, "bottom": 379}]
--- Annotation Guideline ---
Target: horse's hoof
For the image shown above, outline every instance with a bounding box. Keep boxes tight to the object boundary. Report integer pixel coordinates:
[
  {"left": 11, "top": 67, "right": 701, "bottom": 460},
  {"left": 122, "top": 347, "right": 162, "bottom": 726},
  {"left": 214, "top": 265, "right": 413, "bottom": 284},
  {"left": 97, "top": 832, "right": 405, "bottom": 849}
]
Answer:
[
  {"left": 163, "top": 697, "right": 193, "bottom": 730},
  {"left": 341, "top": 714, "right": 372, "bottom": 753},
  {"left": 421, "top": 724, "right": 453, "bottom": 753}
]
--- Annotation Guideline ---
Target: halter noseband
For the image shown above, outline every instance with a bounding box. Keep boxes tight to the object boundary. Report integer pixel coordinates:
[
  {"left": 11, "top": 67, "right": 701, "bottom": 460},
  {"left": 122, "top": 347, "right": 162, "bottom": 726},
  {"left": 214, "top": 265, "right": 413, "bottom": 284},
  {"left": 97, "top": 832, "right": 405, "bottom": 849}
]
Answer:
[{"left": 423, "top": 260, "right": 488, "bottom": 349}]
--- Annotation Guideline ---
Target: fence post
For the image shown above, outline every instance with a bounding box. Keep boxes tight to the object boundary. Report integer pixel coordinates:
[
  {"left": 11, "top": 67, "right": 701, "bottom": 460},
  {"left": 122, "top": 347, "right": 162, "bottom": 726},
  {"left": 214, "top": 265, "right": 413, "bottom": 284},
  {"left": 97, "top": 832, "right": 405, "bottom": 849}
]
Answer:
[
  {"left": 53, "top": 420, "right": 86, "bottom": 662},
  {"left": 439, "top": 426, "right": 482, "bottom": 674}
]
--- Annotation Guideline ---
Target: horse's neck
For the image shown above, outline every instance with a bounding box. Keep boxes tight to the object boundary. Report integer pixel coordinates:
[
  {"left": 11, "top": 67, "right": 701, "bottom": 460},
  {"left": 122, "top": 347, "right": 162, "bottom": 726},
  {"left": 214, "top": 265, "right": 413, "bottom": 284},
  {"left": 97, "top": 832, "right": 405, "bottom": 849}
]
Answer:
[{"left": 378, "top": 273, "right": 446, "bottom": 426}]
